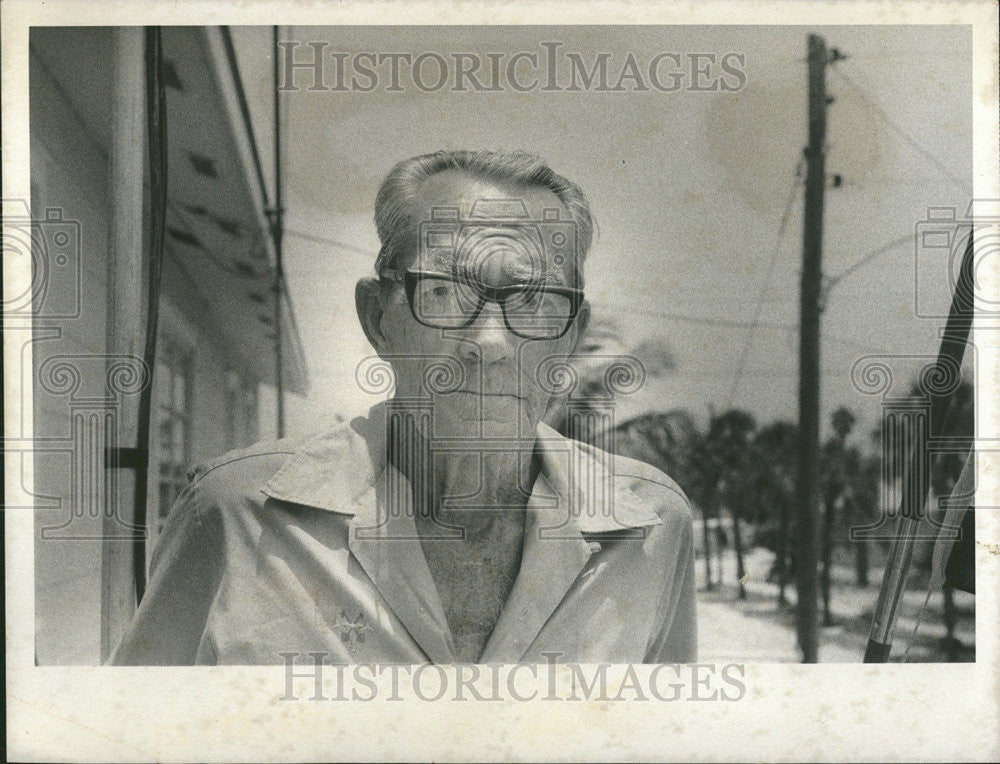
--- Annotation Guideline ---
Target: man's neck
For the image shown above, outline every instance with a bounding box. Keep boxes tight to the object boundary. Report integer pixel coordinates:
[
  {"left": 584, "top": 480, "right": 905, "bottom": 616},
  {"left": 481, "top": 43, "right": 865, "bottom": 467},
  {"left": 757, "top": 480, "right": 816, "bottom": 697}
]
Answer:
[
  {"left": 387, "top": 422, "right": 536, "bottom": 662},
  {"left": 387, "top": 413, "right": 540, "bottom": 538}
]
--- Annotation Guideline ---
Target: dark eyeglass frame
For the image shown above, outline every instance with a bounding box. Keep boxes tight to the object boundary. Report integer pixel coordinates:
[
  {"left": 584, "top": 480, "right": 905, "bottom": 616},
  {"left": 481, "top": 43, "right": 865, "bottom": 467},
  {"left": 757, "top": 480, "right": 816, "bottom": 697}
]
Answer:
[{"left": 380, "top": 268, "right": 585, "bottom": 340}]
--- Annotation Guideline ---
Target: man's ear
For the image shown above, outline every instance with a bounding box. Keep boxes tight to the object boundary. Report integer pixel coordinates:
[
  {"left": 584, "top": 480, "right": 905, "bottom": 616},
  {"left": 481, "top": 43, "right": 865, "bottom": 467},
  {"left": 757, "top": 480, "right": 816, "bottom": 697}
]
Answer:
[
  {"left": 568, "top": 299, "right": 591, "bottom": 357},
  {"left": 356, "top": 278, "right": 390, "bottom": 355}
]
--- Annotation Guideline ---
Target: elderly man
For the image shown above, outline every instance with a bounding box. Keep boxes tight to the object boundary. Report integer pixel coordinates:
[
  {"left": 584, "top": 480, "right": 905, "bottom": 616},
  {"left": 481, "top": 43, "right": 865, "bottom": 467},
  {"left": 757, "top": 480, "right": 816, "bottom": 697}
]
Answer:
[{"left": 111, "top": 150, "right": 696, "bottom": 665}]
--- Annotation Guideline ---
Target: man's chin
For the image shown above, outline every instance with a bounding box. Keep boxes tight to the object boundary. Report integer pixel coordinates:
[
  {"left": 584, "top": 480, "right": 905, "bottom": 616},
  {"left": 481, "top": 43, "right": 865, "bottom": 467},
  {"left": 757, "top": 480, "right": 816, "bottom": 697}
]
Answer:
[{"left": 431, "top": 396, "right": 539, "bottom": 436}]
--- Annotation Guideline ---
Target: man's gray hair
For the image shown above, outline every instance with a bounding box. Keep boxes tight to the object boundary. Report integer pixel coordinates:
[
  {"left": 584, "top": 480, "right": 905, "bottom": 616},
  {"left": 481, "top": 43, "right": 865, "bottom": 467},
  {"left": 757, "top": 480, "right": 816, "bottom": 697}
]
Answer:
[{"left": 373, "top": 149, "right": 595, "bottom": 277}]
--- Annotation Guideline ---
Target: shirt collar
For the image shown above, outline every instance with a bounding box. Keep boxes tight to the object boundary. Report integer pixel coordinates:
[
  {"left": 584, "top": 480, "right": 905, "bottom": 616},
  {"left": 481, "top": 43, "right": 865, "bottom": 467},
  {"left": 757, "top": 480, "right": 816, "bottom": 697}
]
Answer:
[{"left": 262, "top": 402, "right": 662, "bottom": 534}]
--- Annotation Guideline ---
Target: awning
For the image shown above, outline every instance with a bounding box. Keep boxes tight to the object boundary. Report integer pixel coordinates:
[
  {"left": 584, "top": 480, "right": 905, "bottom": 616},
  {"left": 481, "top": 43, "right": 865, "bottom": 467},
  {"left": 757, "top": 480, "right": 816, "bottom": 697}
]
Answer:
[
  {"left": 29, "top": 25, "right": 308, "bottom": 394},
  {"left": 161, "top": 26, "right": 308, "bottom": 394}
]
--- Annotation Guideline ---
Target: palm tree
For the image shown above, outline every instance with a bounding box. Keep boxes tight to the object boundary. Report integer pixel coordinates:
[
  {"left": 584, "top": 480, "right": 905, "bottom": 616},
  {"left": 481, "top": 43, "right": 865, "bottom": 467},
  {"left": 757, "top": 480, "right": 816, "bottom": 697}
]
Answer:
[
  {"left": 613, "top": 410, "right": 713, "bottom": 587},
  {"left": 855, "top": 423, "right": 889, "bottom": 587},
  {"left": 698, "top": 409, "right": 757, "bottom": 599},
  {"left": 844, "top": 447, "right": 878, "bottom": 588},
  {"left": 750, "top": 421, "right": 799, "bottom": 606},
  {"left": 545, "top": 316, "right": 677, "bottom": 446},
  {"left": 819, "top": 407, "right": 856, "bottom": 626},
  {"left": 684, "top": 426, "right": 721, "bottom": 590},
  {"left": 613, "top": 409, "right": 700, "bottom": 484}
]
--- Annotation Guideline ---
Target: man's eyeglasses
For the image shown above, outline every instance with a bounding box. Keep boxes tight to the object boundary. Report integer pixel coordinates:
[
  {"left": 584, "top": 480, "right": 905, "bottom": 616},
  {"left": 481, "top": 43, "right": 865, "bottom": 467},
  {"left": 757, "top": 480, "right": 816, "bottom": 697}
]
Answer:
[{"left": 380, "top": 268, "right": 584, "bottom": 340}]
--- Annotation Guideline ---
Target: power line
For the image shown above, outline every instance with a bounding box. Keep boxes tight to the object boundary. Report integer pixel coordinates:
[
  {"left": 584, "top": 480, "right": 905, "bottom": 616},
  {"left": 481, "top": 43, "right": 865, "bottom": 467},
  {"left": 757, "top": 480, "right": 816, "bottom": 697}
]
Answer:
[
  {"left": 727, "top": 157, "right": 804, "bottom": 407},
  {"left": 824, "top": 232, "right": 913, "bottom": 292},
  {"left": 663, "top": 366, "right": 873, "bottom": 380},
  {"left": 829, "top": 64, "right": 969, "bottom": 194},
  {"left": 284, "top": 227, "right": 374, "bottom": 257},
  {"left": 597, "top": 303, "right": 879, "bottom": 354},
  {"left": 599, "top": 304, "right": 793, "bottom": 331}
]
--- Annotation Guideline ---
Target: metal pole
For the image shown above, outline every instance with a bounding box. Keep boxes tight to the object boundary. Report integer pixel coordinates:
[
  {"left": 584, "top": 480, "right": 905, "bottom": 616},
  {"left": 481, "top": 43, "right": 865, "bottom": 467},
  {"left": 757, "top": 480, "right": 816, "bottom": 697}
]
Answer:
[
  {"left": 131, "top": 26, "right": 168, "bottom": 604},
  {"left": 273, "top": 25, "right": 285, "bottom": 438},
  {"left": 101, "top": 27, "right": 146, "bottom": 661},
  {"left": 795, "top": 33, "right": 828, "bottom": 664},
  {"left": 863, "top": 232, "right": 974, "bottom": 661}
]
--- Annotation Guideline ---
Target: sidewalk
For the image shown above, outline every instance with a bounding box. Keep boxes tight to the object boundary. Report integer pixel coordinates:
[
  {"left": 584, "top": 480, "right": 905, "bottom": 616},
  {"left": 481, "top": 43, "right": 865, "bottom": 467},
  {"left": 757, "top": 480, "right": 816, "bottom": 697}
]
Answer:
[
  {"left": 696, "top": 550, "right": 859, "bottom": 663},
  {"left": 697, "top": 596, "right": 860, "bottom": 663},
  {"left": 693, "top": 547, "right": 974, "bottom": 663}
]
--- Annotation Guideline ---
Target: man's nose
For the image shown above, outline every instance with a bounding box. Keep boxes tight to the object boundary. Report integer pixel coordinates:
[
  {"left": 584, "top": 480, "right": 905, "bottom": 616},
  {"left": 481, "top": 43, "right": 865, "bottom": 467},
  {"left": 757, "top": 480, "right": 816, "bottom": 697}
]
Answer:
[{"left": 459, "top": 303, "right": 517, "bottom": 366}]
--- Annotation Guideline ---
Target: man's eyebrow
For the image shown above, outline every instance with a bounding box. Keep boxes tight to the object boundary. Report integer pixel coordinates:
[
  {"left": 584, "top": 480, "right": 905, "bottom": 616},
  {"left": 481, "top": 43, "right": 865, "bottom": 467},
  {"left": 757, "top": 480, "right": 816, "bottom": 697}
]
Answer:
[
  {"left": 421, "top": 250, "right": 456, "bottom": 272},
  {"left": 435, "top": 257, "right": 568, "bottom": 286},
  {"left": 502, "top": 258, "right": 569, "bottom": 286}
]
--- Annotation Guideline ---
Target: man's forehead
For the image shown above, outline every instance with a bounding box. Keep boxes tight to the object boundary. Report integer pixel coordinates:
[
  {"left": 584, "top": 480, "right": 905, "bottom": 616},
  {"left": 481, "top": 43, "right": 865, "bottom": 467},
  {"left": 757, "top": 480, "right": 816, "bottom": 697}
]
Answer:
[
  {"left": 410, "top": 169, "right": 565, "bottom": 221},
  {"left": 403, "top": 169, "right": 578, "bottom": 285}
]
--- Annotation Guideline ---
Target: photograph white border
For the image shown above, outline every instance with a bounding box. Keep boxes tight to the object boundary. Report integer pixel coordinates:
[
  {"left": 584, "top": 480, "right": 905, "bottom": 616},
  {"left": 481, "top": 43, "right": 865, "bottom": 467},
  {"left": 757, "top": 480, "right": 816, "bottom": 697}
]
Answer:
[{"left": 4, "top": 1, "right": 999, "bottom": 761}]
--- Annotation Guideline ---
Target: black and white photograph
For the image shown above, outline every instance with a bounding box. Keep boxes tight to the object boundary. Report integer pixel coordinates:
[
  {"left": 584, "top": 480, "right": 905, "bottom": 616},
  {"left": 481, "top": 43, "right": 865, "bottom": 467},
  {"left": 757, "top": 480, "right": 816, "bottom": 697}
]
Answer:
[{"left": 4, "top": 1, "right": 999, "bottom": 761}]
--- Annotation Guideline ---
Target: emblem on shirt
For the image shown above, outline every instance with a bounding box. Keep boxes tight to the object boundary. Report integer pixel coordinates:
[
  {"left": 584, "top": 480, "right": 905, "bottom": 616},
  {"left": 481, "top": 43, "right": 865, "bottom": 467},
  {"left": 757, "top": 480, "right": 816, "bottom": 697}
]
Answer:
[{"left": 333, "top": 609, "right": 371, "bottom": 645}]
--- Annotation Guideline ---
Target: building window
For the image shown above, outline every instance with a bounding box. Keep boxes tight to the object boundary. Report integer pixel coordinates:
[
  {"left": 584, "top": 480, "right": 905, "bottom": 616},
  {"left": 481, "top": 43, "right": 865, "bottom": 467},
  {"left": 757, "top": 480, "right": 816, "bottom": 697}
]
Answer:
[
  {"left": 151, "top": 339, "right": 193, "bottom": 547},
  {"left": 225, "top": 369, "right": 259, "bottom": 449}
]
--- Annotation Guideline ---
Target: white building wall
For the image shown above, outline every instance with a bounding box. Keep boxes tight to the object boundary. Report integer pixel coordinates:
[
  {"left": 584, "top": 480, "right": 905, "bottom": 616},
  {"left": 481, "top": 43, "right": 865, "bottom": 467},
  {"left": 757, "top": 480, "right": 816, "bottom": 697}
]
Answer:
[
  {"left": 30, "top": 43, "right": 260, "bottom": 665},
  {"left": 30, "top": 45, "right": 112, "bottom": 665}
]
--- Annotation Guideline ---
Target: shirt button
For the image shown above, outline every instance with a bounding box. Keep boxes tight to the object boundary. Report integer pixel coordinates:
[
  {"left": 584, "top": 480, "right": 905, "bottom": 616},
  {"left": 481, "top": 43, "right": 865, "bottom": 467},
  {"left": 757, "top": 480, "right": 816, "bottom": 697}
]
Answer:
[{"left": 588, "top": 541, "right": 602, "bottom": 553}]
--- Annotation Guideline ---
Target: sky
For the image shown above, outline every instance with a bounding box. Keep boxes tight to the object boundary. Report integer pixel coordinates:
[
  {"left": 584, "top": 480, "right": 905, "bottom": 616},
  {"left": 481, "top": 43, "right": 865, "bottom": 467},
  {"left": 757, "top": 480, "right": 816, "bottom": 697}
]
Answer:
[{"left": 231, "top": 24, "right": 974, "bottom": 447}]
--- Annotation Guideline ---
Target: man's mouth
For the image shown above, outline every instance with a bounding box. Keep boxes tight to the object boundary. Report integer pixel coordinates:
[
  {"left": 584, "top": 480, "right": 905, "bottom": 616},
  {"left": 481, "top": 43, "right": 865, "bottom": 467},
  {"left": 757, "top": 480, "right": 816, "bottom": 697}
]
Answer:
[{"left": 448, "top": 389, "right": 524, "bottom": 401}]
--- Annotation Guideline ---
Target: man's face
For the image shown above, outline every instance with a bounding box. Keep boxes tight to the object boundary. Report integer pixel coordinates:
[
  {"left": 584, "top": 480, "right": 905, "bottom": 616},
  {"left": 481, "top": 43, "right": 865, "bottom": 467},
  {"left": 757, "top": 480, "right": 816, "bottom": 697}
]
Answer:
[{"left": 373, "top": 170, "right": 589, "bottom": 440}]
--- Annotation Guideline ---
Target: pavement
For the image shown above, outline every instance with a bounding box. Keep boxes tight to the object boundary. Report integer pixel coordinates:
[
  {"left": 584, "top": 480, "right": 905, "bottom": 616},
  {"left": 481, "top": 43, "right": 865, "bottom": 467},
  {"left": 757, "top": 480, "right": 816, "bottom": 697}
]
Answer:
[
  {"left": 692, "top": 546, "right": 974, "bottom": 663},
  {"left": 695, "top": 548, "right": 859, "bottom": 663}
]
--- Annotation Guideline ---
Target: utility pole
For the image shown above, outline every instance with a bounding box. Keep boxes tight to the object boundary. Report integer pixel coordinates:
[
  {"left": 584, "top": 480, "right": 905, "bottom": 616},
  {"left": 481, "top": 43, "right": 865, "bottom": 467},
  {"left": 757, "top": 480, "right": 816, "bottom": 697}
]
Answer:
[
  {"left": 272, "top": 25, "right": 286, "bottom": 438},
  {"left": 795, "top": 33, "right": 828, "bottom": 664},
  {"left": 102, "top": 27, "right": 146, "bottom": 661}
]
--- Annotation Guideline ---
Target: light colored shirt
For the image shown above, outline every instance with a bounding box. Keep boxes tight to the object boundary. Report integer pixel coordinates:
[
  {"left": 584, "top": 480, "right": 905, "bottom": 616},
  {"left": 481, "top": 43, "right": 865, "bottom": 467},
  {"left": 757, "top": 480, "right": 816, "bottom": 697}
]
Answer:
[{"left": 110, "top": 404, "right": 697, "bottom": 665}]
